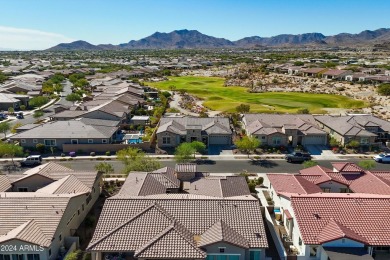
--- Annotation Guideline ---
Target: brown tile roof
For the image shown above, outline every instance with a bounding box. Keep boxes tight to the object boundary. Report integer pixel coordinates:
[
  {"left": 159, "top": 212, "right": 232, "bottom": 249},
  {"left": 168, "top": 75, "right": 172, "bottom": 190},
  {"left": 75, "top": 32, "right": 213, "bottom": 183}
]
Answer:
[
  {"left": 290, "top": 193, "right": 390, "bottom": 246},
  {"left": 151, "top": 167, "right": 180, "bottom": 189},
  {"left": 36, "top": 175, "right": 91, "bottom": 194},
  {"left": 267, "top": 174, "right": 322, "bottom": 196},
  {"left": 175, "top": 163, "right": 197, "bottom": 173},
  {"left": 88, "top": 194, "right": 267, "bottom": 253},
  {"left": 0, "top": 193, "right": 80, "bottom": 247},
  {"left": 134, "top": 223, "right": 206, "bottom": 259},
  {"left": 322, "top": 69, "right": 350, "bottom": 76},
  {"left": 199, "top": 220, "right": 249, "bottom": 248},
  {"left": 187, "top": 176, "right": 251, "bottom": 197},
  {"left": 0, "top": 175, "right": 11, "bottom": 192},
  {"left": 0, "top": 220, "right": 51, "bottom": 247},
  {"left": 116, "top": 173, "right": 167, "bottom": 197}
]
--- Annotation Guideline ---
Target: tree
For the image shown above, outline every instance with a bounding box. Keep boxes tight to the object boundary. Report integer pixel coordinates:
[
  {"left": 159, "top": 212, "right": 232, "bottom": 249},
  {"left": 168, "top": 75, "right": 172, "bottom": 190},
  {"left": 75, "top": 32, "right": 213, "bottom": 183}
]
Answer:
[
  {"left": 0, "top": 122, "right": 10, "bottom": 139},
  {"left": 358, "top": 160, "right": 376, "bottom": 170},
  {"left": 174, "top": 141, "right": 206, "bottom": 163},
  {"left": 29, "top": 96, "right": 49, "bottom": 109},
  {"left": 8, "top": 107, "right": 14, "bottom": 115},
  {"left": 36, "top": 143, "right": 45, "bottom": 154},
  {"left": 95, "top": 162, "right": 114, "bottom": 175},
  {"left": 0, "top": 71, "right": 7, "bottom": 83},
  {"left": 235, "top": 104, "right": 250, "bottom": 113},
  {"left": 161, "top": 91, "right": 171, "bottom": 98},
  {"left": 235, "top": 136, "right": 260, "bottom": 158},
  {"left": 346, "top": 140, "right": 360, "bottom": 149},
  {"left": 11, "top": 123, "right": 23, "bottom": 134},
  {"left": 297, "top": 108, "right": 309, "bottom": 114},
  {"left": 303, "top": 160, "right": 318, "bottom": 168},
  {"left": 377, "top": 83, "right": 390, "bottom": 96},
  {"left": 66, "top": 93, "right": 82, "bottom": 102},
  {"left": 0, "top": 143, "right": 24, "bottom": 165},
  {"left": 294, "top": 61, "right": 304, "bottom": 66},
  {"left": 33, "top": 110, "right": 44, "bottom": 119},
  {"left": 117, "top": 147, "right": 161, "bottom": 174},
  {"left": 53, "top": 84, "right": 64, "bottom": 93}
]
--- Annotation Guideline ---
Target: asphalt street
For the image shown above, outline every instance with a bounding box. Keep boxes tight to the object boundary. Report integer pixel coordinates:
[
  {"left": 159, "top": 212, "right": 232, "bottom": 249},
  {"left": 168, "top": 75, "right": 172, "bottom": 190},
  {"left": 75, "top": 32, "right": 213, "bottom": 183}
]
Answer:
[{"left": 56, "top": 159, "right": 390, "bottom": 174}]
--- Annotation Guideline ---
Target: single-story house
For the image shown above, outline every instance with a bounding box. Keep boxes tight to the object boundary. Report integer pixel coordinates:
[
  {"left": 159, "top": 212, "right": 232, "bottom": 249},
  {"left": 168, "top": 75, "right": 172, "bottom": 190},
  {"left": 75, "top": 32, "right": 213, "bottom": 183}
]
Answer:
[
  {"left": 130, "top": 115, "right": 150, "bottom": 126},
  {"left": 315, "top": 114, "right": 390, "bottom": 146},
  {"left": 157, "top": 117, "right": 232, "bottom": 148},
  {"left": 322, "top": 69, "right": 351, "bottom": 80},
  {"left": 302, "top": 68, "right": 328, "bottom": 77},
  {"left": 10, "top": 120, "right": 119, "bottom": 150},
  {"left": 0, "top": 93, "right": 29, "bottom": 110},
  {"left": 242, "top": 114, "right": 327, "bottom": 147}
]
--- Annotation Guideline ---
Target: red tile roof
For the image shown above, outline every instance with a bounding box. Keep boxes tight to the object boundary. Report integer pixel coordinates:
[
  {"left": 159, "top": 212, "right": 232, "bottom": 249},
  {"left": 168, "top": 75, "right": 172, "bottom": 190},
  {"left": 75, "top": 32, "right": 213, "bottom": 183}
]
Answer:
[
  {"left": 332, "top": 162, "right": 363, "bottom": 173},
  {"left": 291, "top": 193, "right": 390, "bottom": 246},
  {"left": 267, "top": 174, "right": 322, "bottom": 196}
]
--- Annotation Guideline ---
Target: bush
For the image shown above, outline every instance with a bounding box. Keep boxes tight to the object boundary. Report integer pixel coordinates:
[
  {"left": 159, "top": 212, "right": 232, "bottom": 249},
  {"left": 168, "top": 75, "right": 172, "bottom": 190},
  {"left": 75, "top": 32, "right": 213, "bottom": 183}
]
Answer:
[
  {"left": 19, "top": 105, "right": 26, "bottom": 111},
  {"left": 257, "top": 177, "right": 264, "bottom": 186},
  {"left": 36, "top": 143, "right": 45, "bottom": 154},
  {"left": 90, "top": 152, "right": 96, "bottom": 156},
  {"left": 106, "top": 151, "right": 111, "bottom": 156}
]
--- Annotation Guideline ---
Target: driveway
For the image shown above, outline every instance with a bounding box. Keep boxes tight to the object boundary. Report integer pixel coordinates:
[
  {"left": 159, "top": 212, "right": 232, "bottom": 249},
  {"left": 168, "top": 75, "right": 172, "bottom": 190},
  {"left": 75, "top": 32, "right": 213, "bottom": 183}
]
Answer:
[
  {"left": 306, "top": 145, "right": 339, "bottom": 160},
  {"left": 207, "top": 145, "right": 233, "bottom": 156}
]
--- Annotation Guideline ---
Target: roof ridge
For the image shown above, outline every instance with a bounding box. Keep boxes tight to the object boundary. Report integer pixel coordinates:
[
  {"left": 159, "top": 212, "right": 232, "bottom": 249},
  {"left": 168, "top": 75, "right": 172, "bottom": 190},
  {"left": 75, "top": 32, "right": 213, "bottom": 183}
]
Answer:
[
  {"left": 87, "top": 202, "right": 159, "bottom": 249},
  {"left": 366, "top": 171, "right": 390, "bottom": 187}
]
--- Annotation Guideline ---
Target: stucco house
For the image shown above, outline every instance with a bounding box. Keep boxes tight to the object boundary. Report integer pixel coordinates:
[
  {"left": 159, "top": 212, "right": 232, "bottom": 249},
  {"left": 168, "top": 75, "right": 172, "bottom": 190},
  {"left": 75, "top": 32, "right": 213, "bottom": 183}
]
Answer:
[
  {"left": 87, "top": 164, "right": 267, "bottom": 260},
  {"left": 10, "top": 120, "right": 119, "bottom": 150},
  {"left": 315, "top": 114, "right": 390, "bottom": 146},
  {"left": 242, "top": 114, "right": 327, "bottom": 147},
  {"left": 157, "top": 117, "right": 232, "bottom": 148},
  {"left": 0, "top": 162, "right": 102, "bottom": 260}
]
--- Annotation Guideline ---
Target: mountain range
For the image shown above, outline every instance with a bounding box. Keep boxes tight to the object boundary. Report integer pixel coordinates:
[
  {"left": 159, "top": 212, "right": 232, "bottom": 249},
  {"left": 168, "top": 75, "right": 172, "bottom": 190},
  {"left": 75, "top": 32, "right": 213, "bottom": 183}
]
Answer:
[{"left": 47, "top": 28, "right": 390, "bottom": 51}]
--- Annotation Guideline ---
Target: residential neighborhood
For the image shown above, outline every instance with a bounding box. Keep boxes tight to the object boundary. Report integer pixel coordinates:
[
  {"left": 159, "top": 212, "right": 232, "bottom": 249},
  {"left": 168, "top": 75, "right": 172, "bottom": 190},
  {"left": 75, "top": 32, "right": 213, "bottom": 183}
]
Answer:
[{"left": 1, "top": 1, "right": 390, "bottom": 259}]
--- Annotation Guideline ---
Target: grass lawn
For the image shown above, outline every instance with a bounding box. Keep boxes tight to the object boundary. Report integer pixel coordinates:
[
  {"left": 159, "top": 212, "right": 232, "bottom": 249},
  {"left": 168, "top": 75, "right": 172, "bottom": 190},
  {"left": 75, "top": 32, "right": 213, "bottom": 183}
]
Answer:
[{"left": 148, "top": 76, "right": 368, "bottom": 113}]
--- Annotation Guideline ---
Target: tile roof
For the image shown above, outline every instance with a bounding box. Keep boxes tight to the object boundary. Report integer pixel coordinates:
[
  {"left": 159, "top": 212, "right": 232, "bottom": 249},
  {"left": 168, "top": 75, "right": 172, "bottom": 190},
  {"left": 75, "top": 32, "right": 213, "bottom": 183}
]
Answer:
[
  {"left": 88, "top": 194, "right": 267, "bottom": 252},
  {"left": 151, "top": 167, "right": 180, "bottom": 189},
  {"left": 157, "top": 117, "right": 231, "bottom": 135},
  {"left": 0, "top": 175, "right": 11, "bottom": 192},
  {"left": 116, "top": 173, "right": 167, "bottom": 197},
  {"left": 11, "top": 120, "right": 118, "bottom": 139},
  {"left": 36, "top": 175, "right": 91, "bottom": 194},
  {"left": 299, "top": 163, "right": 390, "bottom": 195},
  {"left": 199, "top": 220, "right": 249, "bottom": 248},
  {"left": 187, "top": 176, "right": 251, "bottom": 197},
  {"left": 290, "top": 193, "right": 390, "bottom": 246},
  {"left": 243, "top": 114, "right": 326, "bottom": 136},
  {"left": 175, "top": 163, "right": 197, "bottom": 173},
  {"left": 0, "top": 193, "right": 80, "bottom": 247},
  {"left": 0, "top": 220, "right": 51, "bottom": 247},
  {"left": 267, "top": 174, "right": 322, "bottom": 196}
]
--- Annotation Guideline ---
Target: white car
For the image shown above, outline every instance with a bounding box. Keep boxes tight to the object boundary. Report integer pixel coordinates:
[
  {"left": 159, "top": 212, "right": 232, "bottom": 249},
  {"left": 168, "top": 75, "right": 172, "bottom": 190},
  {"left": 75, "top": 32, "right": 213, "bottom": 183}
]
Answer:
[{"left": 373, "top": 153, "right": 390, "bottom": 163}]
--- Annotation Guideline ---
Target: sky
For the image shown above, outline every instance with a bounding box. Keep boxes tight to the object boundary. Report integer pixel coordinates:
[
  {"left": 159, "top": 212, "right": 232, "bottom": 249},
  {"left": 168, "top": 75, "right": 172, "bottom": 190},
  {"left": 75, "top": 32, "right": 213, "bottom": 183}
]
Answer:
[{"left": 0, "top": 0, "right": 389, "bottom": 50}]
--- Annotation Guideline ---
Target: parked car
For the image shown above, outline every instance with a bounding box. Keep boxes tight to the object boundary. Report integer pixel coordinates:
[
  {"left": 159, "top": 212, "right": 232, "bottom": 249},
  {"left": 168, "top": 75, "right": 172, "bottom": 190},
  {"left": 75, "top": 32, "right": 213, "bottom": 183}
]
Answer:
[
  {"left": 16, "top": 112, "right": 24, "bottom": 119},
  {"left": 0, "top": 113, "right": 7, "bottom": 120},
  {"left": 20, "top": 155, "right": 42, "bottom": 167},
  {"left": 373, "top": 153, "right": 390, "bottom": 163},
  {"left": 285, "top": 151, "right": 311, "bottom": 163}
]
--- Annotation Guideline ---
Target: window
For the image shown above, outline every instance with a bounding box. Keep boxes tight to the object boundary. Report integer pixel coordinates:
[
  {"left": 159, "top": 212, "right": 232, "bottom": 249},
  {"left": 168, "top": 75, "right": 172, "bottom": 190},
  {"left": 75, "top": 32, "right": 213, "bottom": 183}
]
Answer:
[
  {"left": 59, "top": 234, "right": 62, "bottom": 241},
  {"left": 78, "top": 209, "right": 80, "bottom": 216},
  {"left": 11, "top": 255, "right": 23, "bottom": 260},
  {"left": 88, "top": 139, "right": 93, "bottom": 144},
  {"left": 322, "top": 187, "right": 331, "bottom": 193},
  {"left": 360, "top": 137, "right": 369, "bottom": 145},
  {"left": 219, "top": 247, "right": 226, "bottom": 253},
  {"left": 44, "top": 139, "right": 56, "bottom": 146},
  {"left": 299, "top": 237, "right": 302, "bottom": 245},
  {"left": 340, "top": 188, "right": 349, "bottom": 193},
  {"left": 27, "top": 255, "right": 40, "bottom": 260},
  {"left": 250, "top": 251, "right": 261, "bottom": 260},
  {"left": 86, "top": 194, "right": 92, "bottom": 205},
  {"left": 21, "top": 139, "right": 26, "bottom": 144},
  {"left": 102, "top": 139, "right": 108, "bottom": 144},
  {"left": 272, "top": 137, "right": 281, "bottom": 145},
  {"left": 82, "top": 204, "right": 85, "bottom": 211},
  {"left": 49, "top": 249, "right": 51, "bottom": 257},
  {"left": 261, "top": 136, "right": 266, "bottom": 140},
  {"left": 71, "top": 139, "right": 78, "bottom": 144},
  {"left": 162, "top": 137, "right": 171, "bottom": 144},
  {"left": 18, "top": 187, "right": 28, "bottom": 192},
  {"left": 33, "top": 139, "right": 38, "bottom": 144},
  {"left": 0, "top": 255, "right": 11, "bottom": 260}
]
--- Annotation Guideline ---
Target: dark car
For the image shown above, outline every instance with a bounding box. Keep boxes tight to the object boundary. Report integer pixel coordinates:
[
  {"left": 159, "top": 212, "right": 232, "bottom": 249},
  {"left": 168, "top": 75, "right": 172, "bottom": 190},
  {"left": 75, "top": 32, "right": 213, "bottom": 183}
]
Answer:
[
  {"left": 16, "top": 112, "right": 24, "bottom": 119},
  {"left": 285, "top": 151, "right": 311, "bottom": 163}
]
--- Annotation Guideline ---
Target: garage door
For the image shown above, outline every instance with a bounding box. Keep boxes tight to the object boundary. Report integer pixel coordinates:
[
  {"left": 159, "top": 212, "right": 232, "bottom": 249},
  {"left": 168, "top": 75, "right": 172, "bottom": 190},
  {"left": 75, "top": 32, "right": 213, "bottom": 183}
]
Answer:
[
  {"left": 209, "top": 135, "right": 231, "bottom": 145},
  {"left": 303, "top": 135, "right": 326, "bottom": 145}
]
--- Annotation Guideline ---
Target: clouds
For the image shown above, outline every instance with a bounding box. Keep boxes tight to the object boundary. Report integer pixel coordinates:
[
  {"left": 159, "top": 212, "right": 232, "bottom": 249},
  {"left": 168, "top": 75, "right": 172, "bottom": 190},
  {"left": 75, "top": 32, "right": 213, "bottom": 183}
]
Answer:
[{"left": 0, "top": 26, "right": 75, "bottom": 50}]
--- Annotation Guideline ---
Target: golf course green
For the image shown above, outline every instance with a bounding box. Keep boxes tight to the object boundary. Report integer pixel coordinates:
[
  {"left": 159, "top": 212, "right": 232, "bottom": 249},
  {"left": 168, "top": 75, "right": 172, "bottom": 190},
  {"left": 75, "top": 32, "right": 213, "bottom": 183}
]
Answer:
[{"left": 148, "top": 76, "right": 367, "bottom": 113}]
